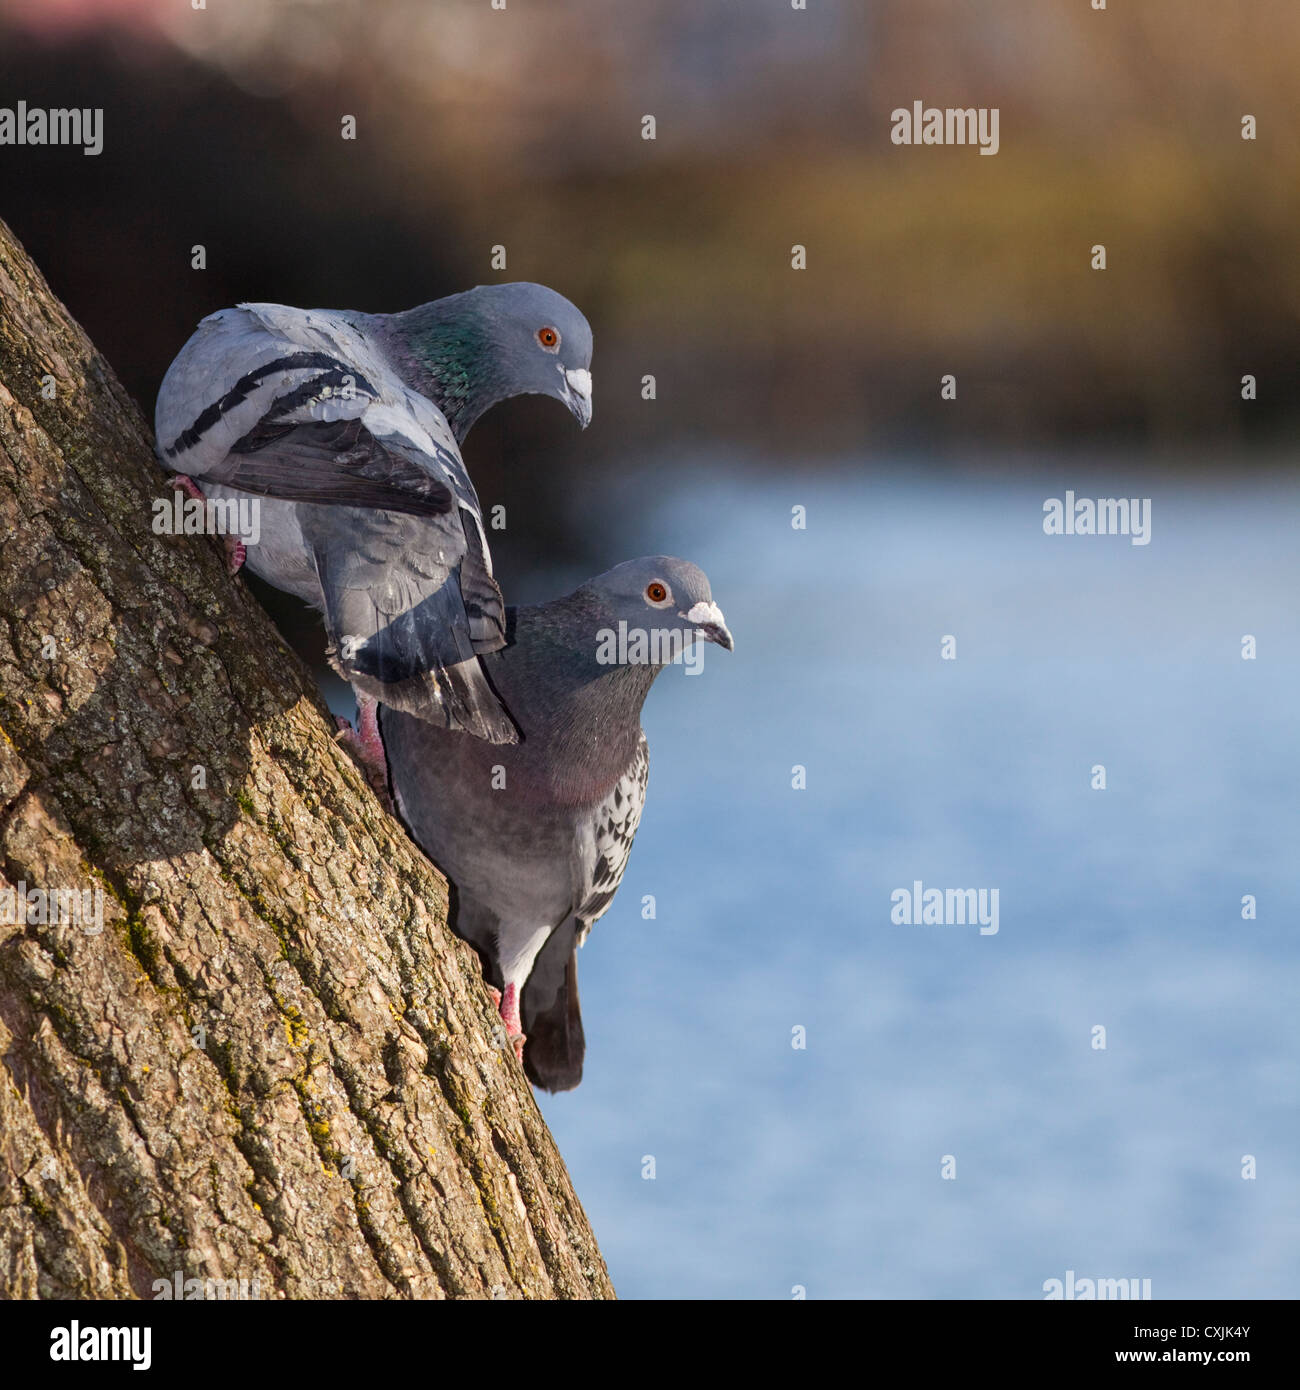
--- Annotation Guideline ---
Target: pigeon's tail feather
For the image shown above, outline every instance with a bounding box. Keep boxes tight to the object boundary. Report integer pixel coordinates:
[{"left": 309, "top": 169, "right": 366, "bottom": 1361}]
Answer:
[
  {"left": 345, "top": 656, "right": 518, "bottom": 744},
  {"left": 315, "top": 548, "right": 519, "bottom": 744},
  {"left": 522, "top": 923, "right": 585, "bottom": 1093},
  {"left": 352, "top": 657, "right": 517, "bottom": 744}
]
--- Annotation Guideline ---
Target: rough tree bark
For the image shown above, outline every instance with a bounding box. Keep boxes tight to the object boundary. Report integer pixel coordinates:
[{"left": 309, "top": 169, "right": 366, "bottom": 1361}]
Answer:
[{"left": 0, "top": 216, "right": 613, "bottom": 1300}]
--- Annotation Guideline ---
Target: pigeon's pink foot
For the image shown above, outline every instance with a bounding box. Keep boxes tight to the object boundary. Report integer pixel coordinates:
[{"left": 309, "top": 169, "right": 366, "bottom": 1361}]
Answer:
[
  {"left": 172, "top": 474, "right": 246, "bottom": 575},
  {"left": 485, "top": 985, "right": 502, "bottom": 1008},
  {"left": 499, "top": 983, "right": 526, "bottom": 1063},
  {"left": 171, "top": 473, "right": 206, "bottom": 503},
  {"left": 336, "top": 694, "right": 391, "bottom": 805},
  {"left": 355, "top": 694, "right": 385, "bottom": 771}
]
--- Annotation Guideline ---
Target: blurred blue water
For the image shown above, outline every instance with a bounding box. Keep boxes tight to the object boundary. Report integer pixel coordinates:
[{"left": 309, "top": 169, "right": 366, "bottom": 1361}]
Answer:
[{"left": 529, "top": 461, "right": 1300, "bottom": 1300}]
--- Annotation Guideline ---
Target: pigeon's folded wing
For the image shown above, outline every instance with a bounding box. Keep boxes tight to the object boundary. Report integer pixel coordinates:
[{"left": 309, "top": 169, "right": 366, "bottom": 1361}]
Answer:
[
  {"left": 307, "top": 496, "right": 516, "bottom": 744},
  {"left": 156, "top": 304, "right": 461, "bottom": 517},
  {"left": 206, "top": 413, "right": 455, "bottom": 517},
  {"left": 155, "top": 304, "right": 511, "bottom": 736}
]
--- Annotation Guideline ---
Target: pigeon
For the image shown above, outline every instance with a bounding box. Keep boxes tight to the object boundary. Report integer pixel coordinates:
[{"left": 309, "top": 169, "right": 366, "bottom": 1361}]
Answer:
[
  {"left": 380, "top": 556, "right": 733, "bottom": 1092},
  {"left": 153, "top": 284, "right": 593, "bottom": 744}
]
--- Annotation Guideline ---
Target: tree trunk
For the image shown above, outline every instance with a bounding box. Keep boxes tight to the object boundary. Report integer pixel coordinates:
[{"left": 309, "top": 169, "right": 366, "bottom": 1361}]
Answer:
[{"left": 0, "top": 216, "right": 613, "bottom": 1300}]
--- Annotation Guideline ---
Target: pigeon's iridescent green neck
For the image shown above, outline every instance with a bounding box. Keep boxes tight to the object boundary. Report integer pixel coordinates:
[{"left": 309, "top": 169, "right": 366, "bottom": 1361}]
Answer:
[{"left": 387, "top": 303, "right": 500, "bottom": 443}]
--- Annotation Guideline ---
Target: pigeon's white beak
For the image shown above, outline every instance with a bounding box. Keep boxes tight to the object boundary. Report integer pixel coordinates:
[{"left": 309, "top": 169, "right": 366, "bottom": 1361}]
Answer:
[
  {"left": 559, "top": 366, "right": 593, "bottom": 428},
  {"left": 682, "top": 600, "right": 734, "bottom": 651}
]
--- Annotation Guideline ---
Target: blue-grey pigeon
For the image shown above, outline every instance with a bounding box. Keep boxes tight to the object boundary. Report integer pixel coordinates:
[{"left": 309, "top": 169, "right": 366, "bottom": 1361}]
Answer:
[
  {"left": 153, "top": 284, "right": 593, "bottom": 745},
  {"left": 381, "top": 556, "right": 733, "bottom": 1092}
]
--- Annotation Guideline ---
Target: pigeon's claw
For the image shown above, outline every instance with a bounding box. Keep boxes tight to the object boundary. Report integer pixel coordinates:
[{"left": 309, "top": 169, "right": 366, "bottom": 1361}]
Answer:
[
  {"left": 355, "top": 694, "right": 385, "bottom": 767},
  {"left": 498, "top": 983, "right": 526, "bottom": 1064},
  {"left": 171, "top": 473, "right": 205, "bottom": 503},
  {"left": 171, "top": 474, "right": 246, "bottom": 575},
  {"left": 336, "top": 694, "right": 391, "bottom": 807}
]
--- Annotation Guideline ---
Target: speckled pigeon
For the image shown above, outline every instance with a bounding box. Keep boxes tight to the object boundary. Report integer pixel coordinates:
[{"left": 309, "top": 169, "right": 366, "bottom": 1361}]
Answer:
[
  {"left": 153, "top": 284, "right": 593, "bottom": 745},
  {"left": 380, "top": 556, "right": 733, "bottom": 1092}
]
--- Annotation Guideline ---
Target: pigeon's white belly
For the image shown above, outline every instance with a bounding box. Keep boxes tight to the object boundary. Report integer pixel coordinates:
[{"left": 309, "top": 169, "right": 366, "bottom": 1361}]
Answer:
[{"left": 476, "top": 846, "right": 577, "bottom": 932}]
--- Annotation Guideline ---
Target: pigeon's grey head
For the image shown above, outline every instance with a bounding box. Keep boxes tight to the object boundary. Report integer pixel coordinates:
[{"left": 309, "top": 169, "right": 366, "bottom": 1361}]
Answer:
[
  {"left": 471, "top": 282, "right": 593, "bottom": 426},
  {"left": 391, "top": 282, "right": 594, "bottom": 441},
  {"left": 580, "top": 555, "right": 734, "bottom": 654}
]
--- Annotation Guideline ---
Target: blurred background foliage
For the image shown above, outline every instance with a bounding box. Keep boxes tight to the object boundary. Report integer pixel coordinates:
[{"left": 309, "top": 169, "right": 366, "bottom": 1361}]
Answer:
[{"left": 1, "top": 0, "right": 1297, "bottom": 576}]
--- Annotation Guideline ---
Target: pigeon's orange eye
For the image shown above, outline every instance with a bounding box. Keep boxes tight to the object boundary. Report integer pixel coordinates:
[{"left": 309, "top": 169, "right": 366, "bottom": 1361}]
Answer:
[
  {"left": 646, "top": 582, "right": 667, "bottom": 603},
  {"left": 537, "top": 326, "right": 560, "bottom": 350}
]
